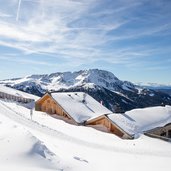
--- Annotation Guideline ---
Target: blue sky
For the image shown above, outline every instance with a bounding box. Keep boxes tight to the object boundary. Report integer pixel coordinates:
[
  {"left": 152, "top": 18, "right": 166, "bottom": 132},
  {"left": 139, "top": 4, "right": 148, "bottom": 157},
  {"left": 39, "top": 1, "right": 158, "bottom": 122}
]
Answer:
[{"left": 0, "top": 0, "right": 171, "bottom": 84}]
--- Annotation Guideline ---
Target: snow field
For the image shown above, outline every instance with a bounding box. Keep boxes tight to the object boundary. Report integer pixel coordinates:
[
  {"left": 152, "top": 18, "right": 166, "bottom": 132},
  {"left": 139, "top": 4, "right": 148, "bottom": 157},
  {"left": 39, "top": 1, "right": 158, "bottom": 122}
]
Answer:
[{"left": 0, "top": 99, "right": 171, "bottom": 171}]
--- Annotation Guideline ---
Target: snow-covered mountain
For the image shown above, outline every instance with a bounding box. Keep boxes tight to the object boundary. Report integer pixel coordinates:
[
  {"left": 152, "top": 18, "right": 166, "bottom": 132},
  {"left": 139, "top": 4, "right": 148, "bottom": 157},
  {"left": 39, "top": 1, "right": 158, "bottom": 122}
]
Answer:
[
  {"left": 136, "top": 82, "right": 171, "bottom": 96},
  {"left": 0, "top": 69, "right": 136, "bottom": 93},
  {"left": 1, "top": 69, "right": 171, "bottom": 112}
]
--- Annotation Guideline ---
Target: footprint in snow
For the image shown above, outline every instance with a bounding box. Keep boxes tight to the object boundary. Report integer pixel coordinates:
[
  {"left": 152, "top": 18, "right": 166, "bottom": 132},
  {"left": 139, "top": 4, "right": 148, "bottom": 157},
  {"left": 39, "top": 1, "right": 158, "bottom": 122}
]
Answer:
[
  {"left": 73, "top": 156, "right": 88, "bottom": 163},
  {"left": 13, "top": 125, "right": 17, "bottom": 128}
]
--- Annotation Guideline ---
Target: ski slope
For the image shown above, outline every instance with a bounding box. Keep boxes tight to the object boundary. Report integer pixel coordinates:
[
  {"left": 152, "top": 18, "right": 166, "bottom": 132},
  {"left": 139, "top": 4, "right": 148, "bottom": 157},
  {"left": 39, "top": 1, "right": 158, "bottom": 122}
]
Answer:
[{"left": 0, "top": 99, "right": 171, "bottom": 171}]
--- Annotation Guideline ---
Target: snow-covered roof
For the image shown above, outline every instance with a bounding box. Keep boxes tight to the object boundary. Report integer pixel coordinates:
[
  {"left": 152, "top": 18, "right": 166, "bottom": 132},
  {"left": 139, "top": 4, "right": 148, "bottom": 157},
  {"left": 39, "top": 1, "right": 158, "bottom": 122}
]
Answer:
[
  {"left": 51, "top": 92, "right": 112, "bottom": 123},
  {"left": 0, "top": 85, "right": 39, "bottom": 100},
  {"left": 107, "top": 105, "right": 171, "bottom": 135}
]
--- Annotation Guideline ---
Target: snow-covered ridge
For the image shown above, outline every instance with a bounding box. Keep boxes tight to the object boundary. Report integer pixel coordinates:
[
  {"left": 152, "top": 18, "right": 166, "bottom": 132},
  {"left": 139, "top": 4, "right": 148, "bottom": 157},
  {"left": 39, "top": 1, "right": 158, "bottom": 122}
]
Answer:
[{"left": 0, "top": 69, "right": 136, "bottom": 93}]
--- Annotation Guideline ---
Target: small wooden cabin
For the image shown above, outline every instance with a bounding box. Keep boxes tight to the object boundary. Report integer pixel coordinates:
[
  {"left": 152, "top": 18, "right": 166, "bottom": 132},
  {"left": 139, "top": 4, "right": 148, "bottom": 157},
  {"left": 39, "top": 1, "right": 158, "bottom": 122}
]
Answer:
[
  {"left": 35, "top": 92, "right": 112, "bottom": 125},
  {"left": 103, "top": 106, "right": 171, "bottom": 140},
  {"left": 86, "top": 115, "right": 133, "bottom": 139},
  {"left": 35, "top": 93, "right": 75, "bottom": 123},
  {"left": 145, "top": 123, "right": 171, "bottom": 139}
]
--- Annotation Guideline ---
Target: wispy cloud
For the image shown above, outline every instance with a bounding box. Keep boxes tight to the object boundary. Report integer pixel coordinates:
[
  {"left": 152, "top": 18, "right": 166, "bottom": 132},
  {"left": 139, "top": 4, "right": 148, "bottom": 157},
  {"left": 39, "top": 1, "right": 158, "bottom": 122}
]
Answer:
[
  {"left": 0, "top": 54, "right": 60, "bottom": 66},
  {"left": 0, "top": 0, "right": 171, "bottom": 71},
  {"left": 0, "top": 12, "right": 12, "bottom": 18},
  {"left": 0, "top": 0, "right": 127, "bottom": 51}
]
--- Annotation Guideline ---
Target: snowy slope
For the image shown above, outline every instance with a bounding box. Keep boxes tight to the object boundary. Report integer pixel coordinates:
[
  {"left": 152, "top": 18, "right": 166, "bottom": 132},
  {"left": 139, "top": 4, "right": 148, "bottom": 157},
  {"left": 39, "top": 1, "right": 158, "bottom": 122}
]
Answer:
[
  {"left": 0, "top": 102, "right": 66, "bottom": 171},
  {"left": 0, "top": 98, "right": 171, "bottom": 171}
]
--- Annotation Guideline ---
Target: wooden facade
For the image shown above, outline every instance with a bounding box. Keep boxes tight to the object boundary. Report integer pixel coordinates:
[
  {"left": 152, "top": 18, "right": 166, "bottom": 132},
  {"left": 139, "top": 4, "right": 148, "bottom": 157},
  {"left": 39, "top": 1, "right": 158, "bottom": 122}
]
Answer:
[
  {"left": 145, "top": 123, "right": 171, "bottom": 139},
  {"left": 35, "top": 93, "right": 77, "bottom": 124},
  {"left": 86, "top": 115, "right": 133, "bottom": 139},
  {"left": 0, "top": 91, "right": 34, "bottom": 104}
]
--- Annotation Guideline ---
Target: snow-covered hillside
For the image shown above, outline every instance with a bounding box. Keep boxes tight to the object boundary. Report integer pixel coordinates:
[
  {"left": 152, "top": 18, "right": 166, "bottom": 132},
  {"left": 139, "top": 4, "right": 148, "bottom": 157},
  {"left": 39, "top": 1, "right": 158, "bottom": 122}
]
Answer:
[{"left": 0, "top": 97, "right": 171, "bottom": 170}]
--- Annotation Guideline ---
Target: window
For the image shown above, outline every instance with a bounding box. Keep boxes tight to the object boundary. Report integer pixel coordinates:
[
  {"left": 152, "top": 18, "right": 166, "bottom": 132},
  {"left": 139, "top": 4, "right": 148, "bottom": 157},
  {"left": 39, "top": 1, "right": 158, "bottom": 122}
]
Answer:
[
  {"left": 160, "top": 131, "right": 166, "bottom": 137},
  {"left": 52, "top": 107, "right": 55, "bottom": 114},
  {"left": 168, "top": 130, "right": 171, "bottom": 138}
]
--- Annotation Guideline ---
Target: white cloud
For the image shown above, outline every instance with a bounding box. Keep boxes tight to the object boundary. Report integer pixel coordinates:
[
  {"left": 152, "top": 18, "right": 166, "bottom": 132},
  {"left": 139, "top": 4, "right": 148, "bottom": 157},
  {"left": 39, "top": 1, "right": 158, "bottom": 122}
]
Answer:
[
  {"left": 0, "top": 0, "right": 170, "bottom": 69},
  {"left": 0, "top": 0, "right": 126, "bottom": 48}
]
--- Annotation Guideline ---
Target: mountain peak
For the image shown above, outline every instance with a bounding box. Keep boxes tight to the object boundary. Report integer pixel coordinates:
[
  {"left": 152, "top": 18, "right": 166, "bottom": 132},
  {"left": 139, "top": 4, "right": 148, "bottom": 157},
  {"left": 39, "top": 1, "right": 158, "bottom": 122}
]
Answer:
[
  {"left": 0, "top": 69, "right": 135, "bottom": 93},
  {"left": 1, "top": 69, "right": 171, "bottom": 112}
]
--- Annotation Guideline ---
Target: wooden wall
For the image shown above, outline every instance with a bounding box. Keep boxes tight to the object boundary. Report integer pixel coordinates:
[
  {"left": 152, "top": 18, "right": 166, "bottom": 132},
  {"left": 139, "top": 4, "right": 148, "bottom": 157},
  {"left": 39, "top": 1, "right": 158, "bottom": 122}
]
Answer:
[
  {"left": 36, "top": 95, "right": 73, "bottom": 121},
  {"left": 87, "top": 117, "right": 126, "bottom": 138},
  {"left": 146, "top": 123, "right": 171, "bottom": 139}
]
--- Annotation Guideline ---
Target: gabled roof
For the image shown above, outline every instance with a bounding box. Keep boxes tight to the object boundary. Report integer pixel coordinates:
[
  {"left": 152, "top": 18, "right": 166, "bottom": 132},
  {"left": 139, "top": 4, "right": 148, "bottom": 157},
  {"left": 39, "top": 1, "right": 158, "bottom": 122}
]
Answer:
[
  {"left": 107, "top": 105, "right": 171, "bottom": 136},
  {"left": 51, "top": 92, "right": 112, "bottom": 124}
]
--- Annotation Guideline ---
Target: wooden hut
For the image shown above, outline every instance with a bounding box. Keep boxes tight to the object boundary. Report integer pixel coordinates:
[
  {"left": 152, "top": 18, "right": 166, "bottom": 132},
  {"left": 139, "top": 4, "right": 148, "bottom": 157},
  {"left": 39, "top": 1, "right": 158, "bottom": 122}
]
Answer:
[
  {"left": 35, "top": 92, "right": 112, "bottom": 125},
  {"left": 104, "top": 106, "right": 171, "bottom": 140},
  {"left": 35, "top": 93, "right": 75, "bottom": 122},
  {"left": 86, "top": 115, "right": 133, "bottom": 139},
  {"left": 145, "top": 123, "right": 171, "bottom": 139}
]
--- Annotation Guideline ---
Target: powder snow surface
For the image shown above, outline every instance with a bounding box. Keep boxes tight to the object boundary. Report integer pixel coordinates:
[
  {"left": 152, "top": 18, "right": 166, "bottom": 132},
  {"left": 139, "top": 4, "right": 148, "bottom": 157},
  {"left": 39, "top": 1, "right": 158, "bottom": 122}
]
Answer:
[
  {"left": 51, "top": 92, "right": 112, "bottom": 123},
  {"left": 108, "top": 106, "right": 171, "bottom": 135},
  {"left": 0, "top": 99, "right": 171, "bottom": 171},
  {"left": 0, "top": 86, "right": 171, "bottom": 171}
]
